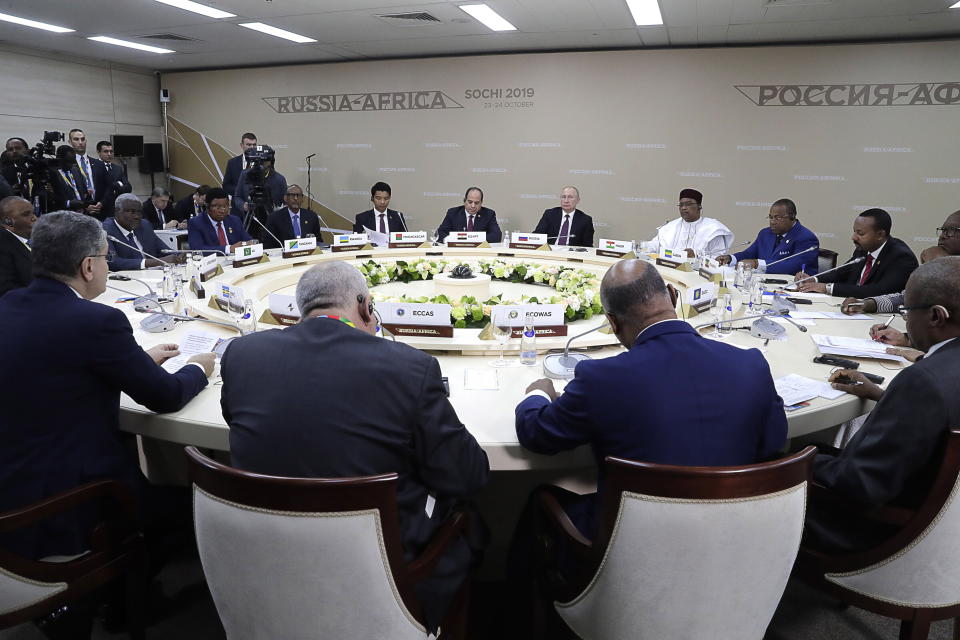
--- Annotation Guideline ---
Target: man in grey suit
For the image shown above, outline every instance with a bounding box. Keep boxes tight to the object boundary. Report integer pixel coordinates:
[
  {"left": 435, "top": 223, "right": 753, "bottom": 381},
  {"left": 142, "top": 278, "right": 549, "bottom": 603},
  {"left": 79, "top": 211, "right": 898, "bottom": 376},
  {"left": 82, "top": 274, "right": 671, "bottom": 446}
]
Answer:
[
  {"left": 220, "top": 261, "right": 489, "bottom": 632},
  {"left": 806, "top": 257, "right": 960, "bottom": 552}
]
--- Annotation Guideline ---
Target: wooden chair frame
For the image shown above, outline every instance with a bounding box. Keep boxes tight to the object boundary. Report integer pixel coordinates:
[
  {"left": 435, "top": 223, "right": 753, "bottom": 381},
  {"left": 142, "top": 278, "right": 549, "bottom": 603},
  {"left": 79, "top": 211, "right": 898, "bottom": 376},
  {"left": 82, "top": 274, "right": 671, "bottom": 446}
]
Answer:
[
  {"left": 0, "top": 479, "right": 146, "bottom": 640},
  {"left": 794, "top": 429, "right": 960, "bottom": 640},
  {"left": 184, "top": 446, "right": 470, "bottom": 637}
]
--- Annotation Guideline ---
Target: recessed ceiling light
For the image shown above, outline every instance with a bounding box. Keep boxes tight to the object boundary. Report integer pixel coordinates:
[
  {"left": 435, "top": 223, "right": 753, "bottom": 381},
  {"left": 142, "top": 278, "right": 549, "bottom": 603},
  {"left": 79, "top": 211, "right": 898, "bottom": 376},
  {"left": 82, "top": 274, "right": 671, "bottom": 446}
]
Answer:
[
  {"left": 624, "top": 0, "right": 664, "bottom": 26},
  {"left": 459, "top": 4, "right": 517, "bottom": 32},
  {"left": 238, "top": 22, "right": 317, "bottom": 43},
  {"left": 951, "top": 1, "right": 960, "bottom": 8},
  {"left": 88, "top": 36, "right": 175, "bottom": 53},
  {"left": 0, "top": 11, "right": 73, "bottom": 33},
  {"left": 152, "top": 0, "right": 235, "bottom": 19}
]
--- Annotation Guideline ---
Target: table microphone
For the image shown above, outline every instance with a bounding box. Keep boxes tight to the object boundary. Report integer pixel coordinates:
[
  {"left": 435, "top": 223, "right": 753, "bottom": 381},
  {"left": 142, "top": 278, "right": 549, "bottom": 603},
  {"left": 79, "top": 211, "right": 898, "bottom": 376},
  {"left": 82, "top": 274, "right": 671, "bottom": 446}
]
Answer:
[
  {"left": 107, "top": 234, "right": 168, "bottom": 265},
  {"left": 161, "top": 248, "right": 228, "bottom": 256},
  {"left": 787, "top": 256, "right": 865, "bottom": 289},
  {"left": 397, "top": 211, "right": 408, "bottom": 232},
  {"left": 701, "top": 240, "right": 751, "bottom": 257},
  {"left": 108, "top": 273, "right": 156, "bottom": 296},
  {"left": 137, "top": 309, "right": 240, "bottom": 333},
  {"left": 545, "top": 234, "right": 577, "bottom": 241},
  {"left": 542, "top": 322, "right": 610, "bottom": 379},
  {"left": 106, "top": 284, "right": 164, "bottom": 312},
  {"left": 761, "top": 245, "right": 819, "bottom": 269},
  {"left": 248, "top": 214, "right": 285, "bottom": 249}
]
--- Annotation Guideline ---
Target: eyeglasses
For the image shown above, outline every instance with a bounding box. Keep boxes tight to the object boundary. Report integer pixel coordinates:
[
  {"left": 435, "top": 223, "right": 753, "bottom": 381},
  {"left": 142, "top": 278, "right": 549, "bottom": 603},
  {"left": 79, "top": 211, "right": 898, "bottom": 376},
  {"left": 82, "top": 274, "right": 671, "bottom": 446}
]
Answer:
[
  {"left": 285, "top": 192, "right": 303, "bottom": 198},
  {"left": 897, "top": 304, "right": 934, "bottom": 317},
  {"left": 86, "top": 248, "right": 115, "bottom": 263},
  {"left": 768, "top": 215, "right": 790, "bottom": 222},
  {"left": 677, "top": 202, "right": 699, "bottom": 209},
  {"left": 936, "top": 226, "right": 959, "bottom": 238}
]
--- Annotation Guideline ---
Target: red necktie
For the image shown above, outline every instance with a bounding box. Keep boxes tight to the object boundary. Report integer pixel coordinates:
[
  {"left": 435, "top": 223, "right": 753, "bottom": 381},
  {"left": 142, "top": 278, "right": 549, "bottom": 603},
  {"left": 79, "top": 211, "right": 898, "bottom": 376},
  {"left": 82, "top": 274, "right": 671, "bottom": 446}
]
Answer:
[
  {"left": 217, "top": 222, "right": 227, "bottom": 247},
  {"left": 558, "top": 215, "right": 571, "bottom": 246},
  {"left": 467, "top": 215, "right": 475, "bottom": 232},
  {"left": 378, "top": 214, "right": 386, "bottom": 234},
  {"left": 858, "top": 254, "right": 874, "bottom": 285}
]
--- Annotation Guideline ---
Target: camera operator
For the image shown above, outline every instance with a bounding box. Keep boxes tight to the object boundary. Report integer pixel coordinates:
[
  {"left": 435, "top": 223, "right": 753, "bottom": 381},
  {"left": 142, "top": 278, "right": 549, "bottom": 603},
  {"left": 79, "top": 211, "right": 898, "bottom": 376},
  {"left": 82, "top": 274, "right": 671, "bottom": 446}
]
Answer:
[
  {"left": 2, "top": 138, "right": 29, "bottom": 197},
  {"left": 91, "top": 140, "right": 131, "bottom": 218},
  {"left": 50, "top": 145, "right": 93, "bottom": 213},
  {"left": 234, "top": 144, "right": 286, "bottom": 237}
]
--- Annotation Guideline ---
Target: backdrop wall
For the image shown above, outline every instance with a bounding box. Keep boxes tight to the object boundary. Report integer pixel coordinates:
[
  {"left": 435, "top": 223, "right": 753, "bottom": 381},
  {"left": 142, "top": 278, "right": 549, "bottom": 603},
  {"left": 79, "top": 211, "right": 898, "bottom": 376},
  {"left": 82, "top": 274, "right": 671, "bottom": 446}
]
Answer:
[{"left": 161, "top": 39, "right": 960, "bottom": 255}]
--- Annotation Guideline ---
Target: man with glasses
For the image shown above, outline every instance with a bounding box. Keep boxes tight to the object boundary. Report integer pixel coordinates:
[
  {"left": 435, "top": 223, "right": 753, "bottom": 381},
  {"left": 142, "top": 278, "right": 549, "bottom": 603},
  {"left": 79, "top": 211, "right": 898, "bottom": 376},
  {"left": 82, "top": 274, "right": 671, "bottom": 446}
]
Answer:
[
  {"left": 647, "top": 188, "right": 732, "bottom": 257},
  {"left": 718, "top": 198, "right": 819, "bottom": 274},
  {"left": 0, "top": 211, "right": 214, "bottom": 564},
  {"left": 805, "top": 257, "right": 960, "bottom": 552},
  {"left": 794, "top": 208, "right": 917, "bottom": 297},
  {"left": 532, "top": 186, "right": 595, "bottom": 247},
  {"left": 264, "top": 184, "right": 321, "bottom": 249}
]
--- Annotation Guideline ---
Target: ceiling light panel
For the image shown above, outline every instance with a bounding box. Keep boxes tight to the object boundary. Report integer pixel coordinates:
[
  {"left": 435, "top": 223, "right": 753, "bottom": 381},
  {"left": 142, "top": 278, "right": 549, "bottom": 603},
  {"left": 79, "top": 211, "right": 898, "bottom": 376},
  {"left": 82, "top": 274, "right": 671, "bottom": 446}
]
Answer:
[
  {"left": 88, "top": 36, "right": 175, "bottom": 53},
  {"left": 0, "top": 11, "right": 74, "bottom": 33},
  {"left": 238, "top": 22, "right": 317, "bottom": 43},
  {"left": 152, "top": 0, "right": 235, "bottom": 19},
  {"left": 625, "top": 0, "right": 664, "bottom": 26},
  {"left": 458, "top": 4, "right": 517, "bottom": 31}
]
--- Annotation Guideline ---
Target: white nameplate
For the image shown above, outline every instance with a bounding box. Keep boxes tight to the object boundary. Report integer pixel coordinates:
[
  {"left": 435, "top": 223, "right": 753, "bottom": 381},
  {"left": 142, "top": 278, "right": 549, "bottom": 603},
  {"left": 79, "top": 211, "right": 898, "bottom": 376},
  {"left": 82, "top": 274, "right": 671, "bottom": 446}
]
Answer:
[
  {"left": 599, "top": 238, "right": 634, "bottom": 253},
  {"left": 199, "top": 253, "right": 219, "bottom": 274},
  {"left": 658, "top": 247, "right": 689, "bottom": 263},
  {"left": 510, "top": 232, "right": 547, "bottom": 245},
  {"left": 446, "top": 231, "right": 486, "bottom": 244},
  {"left": 268, "top": 293, "right": 300, "bottom": 318},
  {"left": 283, "top": 236, "right": 317, "bottom": 252},
  {"left": 233, "top": 242, "right": 264, "bottom": 260},
  {"left": 216, "top": 284, "right": 244, "bottom": 313},
  {"left": 333, "top": 233, "right": 369, "bottom": 247},
  {"left": 377, "top": 302, "right": 452, "bottom": 326},
  {"left": 390, "top": 231, "right": 428, "bottom": 244},
  {"left": 494, "top": 304, "right": 565, "bottom": 326},
  {"left": 685, "top": 283, "right": 716, "bottom": 306}
]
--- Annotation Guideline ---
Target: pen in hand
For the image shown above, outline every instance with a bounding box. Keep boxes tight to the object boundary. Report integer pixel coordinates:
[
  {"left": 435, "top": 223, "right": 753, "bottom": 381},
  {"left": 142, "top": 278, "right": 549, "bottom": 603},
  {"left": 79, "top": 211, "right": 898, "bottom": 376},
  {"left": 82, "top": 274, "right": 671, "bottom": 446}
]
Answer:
[{"left": 871, "top": 315, "right": 897, "bottom": 342}]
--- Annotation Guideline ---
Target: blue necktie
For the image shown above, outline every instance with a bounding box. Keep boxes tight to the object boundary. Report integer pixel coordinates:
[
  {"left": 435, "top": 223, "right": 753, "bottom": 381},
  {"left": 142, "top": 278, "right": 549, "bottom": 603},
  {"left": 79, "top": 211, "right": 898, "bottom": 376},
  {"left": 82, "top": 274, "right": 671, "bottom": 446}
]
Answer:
[{"left": 292, "top": 213, "right": 301, "bottom": 237}]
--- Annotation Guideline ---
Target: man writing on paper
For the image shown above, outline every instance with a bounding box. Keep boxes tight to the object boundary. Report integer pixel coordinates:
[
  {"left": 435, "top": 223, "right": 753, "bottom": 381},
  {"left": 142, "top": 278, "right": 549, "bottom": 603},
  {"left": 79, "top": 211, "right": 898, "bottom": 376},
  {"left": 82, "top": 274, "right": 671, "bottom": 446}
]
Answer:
[
  {"left": 532, "top": 186, "right": 594, "bottom": 248},
  {"left": 718, "top": 198, "right": 818, "bottom": 274},
  {"left": 794, "top": 208, "right": 917, "bottom": 297},
  {"left": 649, "top": 188, "right": 732, "bottom": 258},
  {"left": 806, "top": 257, "right": 960, "bottom": 552},
  {"left": 220, "top": 262, "right": 489, "bottom": 632},
  {"left": 514, "top": 259, "right": 787, "bottom": 538}
]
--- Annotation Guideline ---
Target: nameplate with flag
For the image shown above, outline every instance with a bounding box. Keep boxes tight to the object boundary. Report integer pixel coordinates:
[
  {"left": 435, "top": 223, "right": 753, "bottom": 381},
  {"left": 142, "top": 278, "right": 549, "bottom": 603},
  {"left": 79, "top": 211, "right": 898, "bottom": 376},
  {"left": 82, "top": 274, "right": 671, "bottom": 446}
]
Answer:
[
  {"left": 445, "top": 231, "right": 487, "bottom": 248},
  {"left": 389, "top": 231, "right": 429, "bottom": 249},
  {"left": 596, "top": 238, "right": 636, "bottom": 259},
  {"left": 282, "top": 236, "right": 318, "bottom": 258},
  {"left": 259, "top": 293, "right": 301, "bottom": 326},
  {"left": 379, "top": 302, "right": 454, "bottom": 337},
  {"left": 508, "top": 232, "right": 548, "bottom": 250},
  {"left": 198, "top": 253, "right": 221, "bottom": 282},
  {"left": 495, "top": 304, "right": 567, "bottom": 336},
  {"left": 232, "top": 243, "right": 267, "bottom": 268},
  {"left": 211, "top": 284, "right": 244, "bottom": 314},
  {"left": 656, "top": 247, "right": 692, "bottom": 271},
  {"left": 331, "top": 233, "right": 372, "bottom": 252},
  {"left": 682, "top": 283, "right": 717, "bottom": 317}
]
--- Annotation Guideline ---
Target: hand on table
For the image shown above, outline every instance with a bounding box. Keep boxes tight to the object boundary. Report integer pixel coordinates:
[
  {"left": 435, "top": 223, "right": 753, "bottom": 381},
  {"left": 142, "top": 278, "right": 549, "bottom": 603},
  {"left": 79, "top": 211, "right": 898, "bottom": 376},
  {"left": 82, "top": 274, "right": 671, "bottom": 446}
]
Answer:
[
  {"left": 188, "top": 353, "right": 216, "bottom": 377},
  {"left": 146, "top": 343, "right": 179, "bottom": 365},
  {"left": 525, "top": 378, "right": 557, "bottom": 401},
  {"left": 829, "top": 369, "right": 884, "bottom": 402},
  {"left": 869, "top": 325, "right": 909, "bottom": 346}
]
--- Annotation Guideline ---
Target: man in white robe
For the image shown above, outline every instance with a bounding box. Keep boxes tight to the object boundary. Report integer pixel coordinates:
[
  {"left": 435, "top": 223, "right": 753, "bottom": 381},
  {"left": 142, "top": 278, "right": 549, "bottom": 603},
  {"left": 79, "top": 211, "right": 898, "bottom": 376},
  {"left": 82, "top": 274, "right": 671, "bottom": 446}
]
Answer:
[{"left": 648, "top": 188, "right": 733, "bottom": 257}]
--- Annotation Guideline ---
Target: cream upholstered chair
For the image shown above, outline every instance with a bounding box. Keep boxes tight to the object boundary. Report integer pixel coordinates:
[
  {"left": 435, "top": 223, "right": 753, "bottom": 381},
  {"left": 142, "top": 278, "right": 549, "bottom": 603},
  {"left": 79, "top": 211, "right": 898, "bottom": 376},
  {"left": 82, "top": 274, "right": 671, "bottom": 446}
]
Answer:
[
  {"left": 185, "top": 446, "right": 469, "bottom": 640},
  {"left": 796, "top": 429, "right": 960, "bottom": 640},
  {"left": 537, "top": 447, "right": 815, "bottom": 640},
  {"left": 0, "top": 480, "right": 146, "bottom": 639}
]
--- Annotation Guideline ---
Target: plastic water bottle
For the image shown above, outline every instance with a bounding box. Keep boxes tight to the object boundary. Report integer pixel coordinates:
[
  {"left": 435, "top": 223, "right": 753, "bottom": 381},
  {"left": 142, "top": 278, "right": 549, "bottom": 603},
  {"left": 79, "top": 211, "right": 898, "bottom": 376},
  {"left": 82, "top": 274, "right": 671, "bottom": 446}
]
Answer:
[
  {"left": 520, "top": 324, "right": 537, "bottom": 366},
  {"left": 239, "top": 298, "right": 257, "bottom": 335},
  {"left": 161, "top": 265, "right": 173, "bottom": 300}
]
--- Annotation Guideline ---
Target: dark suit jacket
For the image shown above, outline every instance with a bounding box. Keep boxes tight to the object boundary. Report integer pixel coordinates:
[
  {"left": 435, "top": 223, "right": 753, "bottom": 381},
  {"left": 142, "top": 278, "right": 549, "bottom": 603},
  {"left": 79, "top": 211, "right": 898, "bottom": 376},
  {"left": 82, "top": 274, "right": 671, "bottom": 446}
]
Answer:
[
  {"left": 0, "top": 229, "right": 31, "bottom": 296},
  {"left": 143, "top": 198, "right": 182, "bottom": 230},
  {"left": 221, "top": 155, "right": 244, "bottom": 202},
  {"left": 816, "top": 236, "right": 918, "bottom": 299},
  {"left": 234, "top": 169, "right": 287, "bottom": 211},
  {"left": 48, "top": 166, "right": 90, "bottom": 212},
  {"left": 437, "top": 205, "right": 501, "bottom": 242},
  {"left": 353, "top": 208, "right": 406, "bottom": 235},
  {"left": 90, "top": 159, "right": 131, "bottom": 218},
  {"left": 222, "top": 318, "right": 489, "bottom": 625},
  {"left": 174, "top": 195, "right": 203, "bottom": 222},
  {"left": 516, "top": 320, "right": 787, "bottom": 536},
  {"left": 103, "top": 217, "right": 168, "bottom": 270},
  {"left": 808, "top": 338, "right": 960, "bottom": 552},
  {"left": 187, "top": 212, "right": 251, "bottom": 253},
  {"left": 532, "top": 207, "right": 595, "bottom": 247},
  {"left": 0, "top": 277, "right": 208, "bottom": 558},
  {"left": 264, "top": 207, "right": 321, "bottom": 249}
]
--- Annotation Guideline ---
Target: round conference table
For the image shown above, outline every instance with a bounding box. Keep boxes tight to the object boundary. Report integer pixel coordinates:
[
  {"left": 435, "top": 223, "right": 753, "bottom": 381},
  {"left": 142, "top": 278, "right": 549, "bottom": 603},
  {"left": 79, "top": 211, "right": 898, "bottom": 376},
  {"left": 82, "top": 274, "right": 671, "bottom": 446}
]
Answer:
[{"left": 107, "top": 244, "right": 907, "bottom": 474}]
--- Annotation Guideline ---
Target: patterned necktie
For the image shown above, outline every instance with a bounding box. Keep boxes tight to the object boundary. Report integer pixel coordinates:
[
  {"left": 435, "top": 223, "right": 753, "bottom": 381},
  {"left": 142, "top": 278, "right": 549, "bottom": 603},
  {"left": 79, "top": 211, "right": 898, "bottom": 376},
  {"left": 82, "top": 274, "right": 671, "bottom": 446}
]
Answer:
[
  {"left": 378, "top": 213, "right": 386, "bottom": 234},
  {"left": 292, "top": 213, "right": 301, "bottom": 237},
  {"left": 79, "top": 157, "right": 93, "bottom": 198},
  {"left": 858, "top": 254, "right": 874, "bottom": 285},
  {"left": 217, "top": 222, "right": 227, "bottom": 247},
  {"left": 558, "top": 214, "right": 571, "bottom": 246},
  {"left": 467, "top": 214, "right": 475, "bottom": 232}
]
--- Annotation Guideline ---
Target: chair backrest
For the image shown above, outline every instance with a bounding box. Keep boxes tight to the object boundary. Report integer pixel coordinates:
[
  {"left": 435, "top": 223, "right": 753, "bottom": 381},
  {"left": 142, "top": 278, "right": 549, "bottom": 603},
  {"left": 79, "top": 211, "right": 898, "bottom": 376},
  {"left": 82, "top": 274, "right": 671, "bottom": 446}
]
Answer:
[
  {"left": 818, "top": 248, "right": 838, "bottom": 273},
  {"left": 556, "top": 447, "right": 815, "bottom": 640},
  {"left": 0, "top": 567, "right": 66, "bottom": 620},
  {"left": 824, "top": 429, "right": 960, "bottom": 607},
  {"left": 185, "top": 446, "right": 428, "bottom": 640}
]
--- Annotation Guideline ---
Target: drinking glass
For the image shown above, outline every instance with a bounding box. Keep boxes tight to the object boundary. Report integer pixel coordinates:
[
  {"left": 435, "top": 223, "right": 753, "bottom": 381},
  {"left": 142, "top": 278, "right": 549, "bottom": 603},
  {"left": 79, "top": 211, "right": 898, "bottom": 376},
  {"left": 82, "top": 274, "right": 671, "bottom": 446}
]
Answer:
[
  {"left": 709, "top": 297, "right": 725, "bottom": 338},
  {"left": 489, "top": 310, "right": 512, "bottom": 367},
  {"left": 430, "top": 228, "right": 440, "bottom": 245}
]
